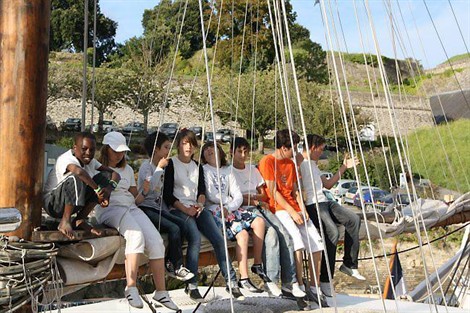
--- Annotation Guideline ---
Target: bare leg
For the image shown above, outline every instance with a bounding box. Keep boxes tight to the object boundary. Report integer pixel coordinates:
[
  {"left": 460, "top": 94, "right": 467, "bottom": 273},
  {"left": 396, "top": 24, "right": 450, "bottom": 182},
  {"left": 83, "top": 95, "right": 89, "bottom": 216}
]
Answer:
[
  {"left": 73, "top": 202, "right": 102, "bottom": 236},
  {"left": 308, "top": 252, "right": 322, "bottom": 288},
  {"left": 149, "top": 258, "right": 166, "bottom": 291},
  {"left": 235, "top": 230, "right": 250, "bottom": 279},
  {"left": 126, "top": 253, "right": 139, "bottom": 287},
  {"left": 58, "top": 204, "right": 75, "bottom": 240},
  {"left": 295, "top": 250, "right": 304, "bottom": 284},
  {"left": 251, "top": 217, "right": 265, "bottom": 265}
]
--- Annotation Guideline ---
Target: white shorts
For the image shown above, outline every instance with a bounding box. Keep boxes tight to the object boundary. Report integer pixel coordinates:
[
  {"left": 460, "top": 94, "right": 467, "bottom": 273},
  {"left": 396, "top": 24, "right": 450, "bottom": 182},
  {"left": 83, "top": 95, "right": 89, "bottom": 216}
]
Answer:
[
  {"left": 275, "top": 210, "right": 324, "bottom": 253},
  {"left": 98, "top": 204, "right": 164, "bottom": 260}
]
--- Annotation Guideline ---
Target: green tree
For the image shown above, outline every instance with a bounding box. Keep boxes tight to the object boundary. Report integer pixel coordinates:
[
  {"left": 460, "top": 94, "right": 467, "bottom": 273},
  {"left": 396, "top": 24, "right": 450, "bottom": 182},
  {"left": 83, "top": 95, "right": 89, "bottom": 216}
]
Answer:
[
  {"left": 211, "top": 0, "right": 296, "bottom": 72},
  {"left": 50, "top": 0, "right": 117, "bottom": 66},
  {"left": 291, "top": 40, "right": 328, "bottom": 84},
  {"left": 117, "top": 34, "right": 187, "bottom": 132},
  {"left": 212, "top": 68, "right": 285, "bottom": 153},
  {"left": 141, "top": 0, "right": 214, "bottom": 61},
  {"left": 89, "top": 67, "right": 130, "bottom": 127}
]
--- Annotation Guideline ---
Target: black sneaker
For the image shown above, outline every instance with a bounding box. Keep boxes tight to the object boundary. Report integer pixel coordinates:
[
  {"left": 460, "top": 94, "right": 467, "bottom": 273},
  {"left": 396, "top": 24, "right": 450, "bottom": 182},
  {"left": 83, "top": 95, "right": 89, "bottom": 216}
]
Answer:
[
  {"left": 305, "top": 288, "right": 329, "bottom": 308},
  {"left": 238, "top": 278, "right": 263, "bottom": 293},
  {"left": 225, "top": 286, "right": 245, "bottom": 300},
  {"left": 165, "top": 259, "right": 175, "bottom": 275},
  {"left": 184, "top": 285, "right": 204, "bottom": 303},
  {"left": 251, "top": 264, "right": 271, "bottom": 283}
]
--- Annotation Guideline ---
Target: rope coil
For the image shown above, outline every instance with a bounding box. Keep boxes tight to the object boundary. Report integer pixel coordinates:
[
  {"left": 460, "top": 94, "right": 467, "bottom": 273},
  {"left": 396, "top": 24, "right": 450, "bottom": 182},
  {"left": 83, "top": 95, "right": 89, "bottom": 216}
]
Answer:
[{"left": 0, "top": 236, "right": 61, "bottom": 313}]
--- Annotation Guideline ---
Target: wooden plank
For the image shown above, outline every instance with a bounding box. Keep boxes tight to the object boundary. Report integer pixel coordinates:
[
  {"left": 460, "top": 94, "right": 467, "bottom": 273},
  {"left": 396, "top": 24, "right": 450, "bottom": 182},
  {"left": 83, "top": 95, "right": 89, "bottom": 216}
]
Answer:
[{"left": 32, "top": 228, "right": 119, "bottom": 243}]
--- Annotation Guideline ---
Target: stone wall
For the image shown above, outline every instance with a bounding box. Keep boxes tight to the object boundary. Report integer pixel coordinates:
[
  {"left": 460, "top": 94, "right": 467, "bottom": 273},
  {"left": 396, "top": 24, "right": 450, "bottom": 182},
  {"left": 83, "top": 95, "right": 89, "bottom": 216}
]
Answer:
[{"left": 347, "top": 91, "right": 434, "bottom": 137}]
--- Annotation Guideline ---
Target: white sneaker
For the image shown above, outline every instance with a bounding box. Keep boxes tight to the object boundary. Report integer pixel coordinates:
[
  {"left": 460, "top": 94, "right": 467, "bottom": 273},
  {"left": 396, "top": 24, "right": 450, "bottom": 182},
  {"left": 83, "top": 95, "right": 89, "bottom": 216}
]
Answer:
[
  {"left": 153, "top": 291, "right": 179, "bottom": 311},
  {"left": 265, "top": 281, "right": 282, "bottom": 297},
  {"left": 291, "top": 282, "right": 306, "bottom": 298},
  {"left": 174, "top": 266, "right": 195, "bottom": 281},
  {"left": 351, "top": 269, "right": 366, "bottom": 281},
  {"left": 340, "top": 264, "right": 366, "bottom": 281},
  {"left": 124, "top": 286, "right": 143, "bottom": 309},
  {"left": 320, "top": 282, "right": 333, "bottom": 297}
]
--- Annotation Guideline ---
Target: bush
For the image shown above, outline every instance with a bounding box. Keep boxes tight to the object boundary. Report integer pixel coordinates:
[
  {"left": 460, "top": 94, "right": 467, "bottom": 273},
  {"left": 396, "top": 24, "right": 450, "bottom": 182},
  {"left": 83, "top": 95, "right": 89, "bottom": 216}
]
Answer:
[{"left": 56, "top": 136, "right": 74, "bottom": 149}]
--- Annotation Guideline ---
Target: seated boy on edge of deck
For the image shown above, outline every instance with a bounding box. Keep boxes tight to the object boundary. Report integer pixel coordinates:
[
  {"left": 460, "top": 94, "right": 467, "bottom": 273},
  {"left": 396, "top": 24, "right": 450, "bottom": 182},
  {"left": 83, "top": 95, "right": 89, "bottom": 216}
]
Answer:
[
  {"left": 258, "top": 129, "right": 327, "bottom": 307},
  {"left": 43, "top": 132, "right": 120, "bottom": 239}
]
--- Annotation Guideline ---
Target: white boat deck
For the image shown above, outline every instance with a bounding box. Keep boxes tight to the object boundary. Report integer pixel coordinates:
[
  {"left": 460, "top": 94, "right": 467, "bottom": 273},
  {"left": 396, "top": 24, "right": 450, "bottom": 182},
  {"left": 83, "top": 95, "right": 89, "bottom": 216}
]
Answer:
[{"left": 51, "top": 287, "right": 467, "bottom": 313}]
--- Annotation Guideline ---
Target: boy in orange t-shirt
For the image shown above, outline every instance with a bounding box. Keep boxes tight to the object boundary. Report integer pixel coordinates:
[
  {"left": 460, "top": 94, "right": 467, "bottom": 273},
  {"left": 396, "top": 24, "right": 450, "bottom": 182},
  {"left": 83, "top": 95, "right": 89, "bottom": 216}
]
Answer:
[{"left": 259, "top": 129, "right": 327, "bottom": 306}]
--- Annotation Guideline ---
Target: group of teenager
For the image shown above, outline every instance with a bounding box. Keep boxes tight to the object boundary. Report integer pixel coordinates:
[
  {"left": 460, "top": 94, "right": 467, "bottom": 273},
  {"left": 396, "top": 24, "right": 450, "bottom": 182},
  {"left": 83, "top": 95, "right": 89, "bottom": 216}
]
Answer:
[{"left": 43, "top": 128, "right": 365, "bottom": 311}]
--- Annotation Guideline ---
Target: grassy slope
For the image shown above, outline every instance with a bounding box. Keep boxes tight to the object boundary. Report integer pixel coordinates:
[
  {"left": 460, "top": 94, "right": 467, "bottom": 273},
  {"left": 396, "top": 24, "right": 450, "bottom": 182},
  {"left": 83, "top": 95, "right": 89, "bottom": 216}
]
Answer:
[
  {"left": 439, "top": 53, "right": 470, "bottom": 66},
  {"left": 406, "top": 119, "right": 470, "bottom": 192}
]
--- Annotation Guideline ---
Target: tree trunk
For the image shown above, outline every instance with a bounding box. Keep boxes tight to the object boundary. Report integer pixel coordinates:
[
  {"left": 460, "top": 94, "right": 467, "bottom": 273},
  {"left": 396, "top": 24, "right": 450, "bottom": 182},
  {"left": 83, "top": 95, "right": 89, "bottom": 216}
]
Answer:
[
  {"left": 0, "top": 0, "right": 51, "bottom": 240},
  {"left": 143, "top": 110, "right": 149, "bottom": 133},
  {"left": 258, "top": 135, "right": 265, "bottom": 154},
  {"left": 98, "top": 110, "right": 104, "bottom": 132}
]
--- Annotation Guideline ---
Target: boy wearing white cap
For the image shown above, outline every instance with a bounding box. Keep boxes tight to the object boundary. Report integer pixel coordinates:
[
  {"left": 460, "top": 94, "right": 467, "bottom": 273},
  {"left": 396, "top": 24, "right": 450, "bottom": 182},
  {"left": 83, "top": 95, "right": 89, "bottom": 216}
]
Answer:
[{"left": 43, "top": 132, "right": 121, "bottom": 240}]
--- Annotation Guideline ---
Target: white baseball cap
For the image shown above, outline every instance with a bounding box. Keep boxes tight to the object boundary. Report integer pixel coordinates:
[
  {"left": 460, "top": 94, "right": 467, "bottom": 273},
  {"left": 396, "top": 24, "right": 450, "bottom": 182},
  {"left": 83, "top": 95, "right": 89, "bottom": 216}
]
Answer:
[{"left": 103, "top": 132, "right": 131, "bottom": 152}]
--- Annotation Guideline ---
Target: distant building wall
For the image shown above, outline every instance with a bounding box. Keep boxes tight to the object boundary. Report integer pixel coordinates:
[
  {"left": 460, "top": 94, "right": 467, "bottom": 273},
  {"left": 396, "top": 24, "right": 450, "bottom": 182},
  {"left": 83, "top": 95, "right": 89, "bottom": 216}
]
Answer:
[{"left": 429, "top": 89, "right": 470, "bottom": 124}]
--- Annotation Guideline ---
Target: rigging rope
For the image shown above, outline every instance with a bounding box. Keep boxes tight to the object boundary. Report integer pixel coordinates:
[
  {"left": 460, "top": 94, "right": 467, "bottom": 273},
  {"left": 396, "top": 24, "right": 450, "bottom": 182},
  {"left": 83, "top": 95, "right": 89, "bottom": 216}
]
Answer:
[{"left": 197, "top": 1, "right": 235, "bottom": 311}]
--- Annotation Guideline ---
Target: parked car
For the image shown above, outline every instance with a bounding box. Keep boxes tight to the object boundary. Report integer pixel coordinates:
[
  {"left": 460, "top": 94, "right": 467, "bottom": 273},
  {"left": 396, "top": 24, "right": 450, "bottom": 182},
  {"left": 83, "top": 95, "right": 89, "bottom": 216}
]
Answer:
[
  {"left": 353, "top": 189, "right": 390, "bottom": 211},
  {"left": 344, "top": 186, "right": 381, "bottom": 205},
  {"left": 204, "top": 131, "right": 214, "bottom": 142},
  {"left": 122, "top": 122, "right": 145, "bottom": 135},
  {"left": 88, "top": 120, "right": 116, "bottom": 133},
  {"left": 215, "top": 128, "right": 234, "bottom": 143},
  {"left": 61, "top": 118, "right": 81, "bottom": 131},
  {"left": 331, "top": 179, "right": 363, "bottom": 200},
  {"left": 159, "top": 123, "right": 179, "bottom": 139},
  {"left": 374, "top": 193, "right": 411, "bottom": 211},
  {"left": 323, "top": 189, "right": 338, "bottom": 202},
  {"left": 188, "top": 126, "right": 203, "bottom": 139},
  {"left": 320, "top": 171, "right": 334, "bottom": 179}
]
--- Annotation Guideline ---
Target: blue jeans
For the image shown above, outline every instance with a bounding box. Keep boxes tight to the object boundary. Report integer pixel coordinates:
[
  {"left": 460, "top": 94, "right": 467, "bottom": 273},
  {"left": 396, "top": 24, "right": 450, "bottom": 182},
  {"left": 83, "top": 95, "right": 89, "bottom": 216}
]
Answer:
[
  {"left": 253, "top": 207, "right": 296, "bottom": 285},
  {"left": 171, "top": 209, "right": 237, "bottom": 285},
  {"left": 140, "top": 207, "right": 186, "bottom": 270}
]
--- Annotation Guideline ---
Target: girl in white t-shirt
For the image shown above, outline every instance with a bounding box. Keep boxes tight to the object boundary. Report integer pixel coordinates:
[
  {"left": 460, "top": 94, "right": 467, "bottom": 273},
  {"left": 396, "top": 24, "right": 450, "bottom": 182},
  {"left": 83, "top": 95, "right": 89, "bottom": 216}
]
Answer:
[
  {"left": 96, "top": 132, "right": 178, "bottom": 311},
  {"left": 163, "top": 130, "right": 243, "bottom": 301},
  {"left": 201, "top": 141, "right": 266, "bottom": 293}
]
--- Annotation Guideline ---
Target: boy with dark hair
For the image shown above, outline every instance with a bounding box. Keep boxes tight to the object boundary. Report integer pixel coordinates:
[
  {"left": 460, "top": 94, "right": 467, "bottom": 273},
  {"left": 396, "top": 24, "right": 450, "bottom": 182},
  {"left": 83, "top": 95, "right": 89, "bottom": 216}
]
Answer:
[
  {"left": 259, "top": 129, "right": 325, "bottom": 306},
  {"left": 43, "top": 132, "right": 120, "bottom": 239},
  {"left": 230, "top": 137, "right": 295, "bottom": 297},
  {"left": 300, "top": 133, "right": 364, "bottom": 298}
]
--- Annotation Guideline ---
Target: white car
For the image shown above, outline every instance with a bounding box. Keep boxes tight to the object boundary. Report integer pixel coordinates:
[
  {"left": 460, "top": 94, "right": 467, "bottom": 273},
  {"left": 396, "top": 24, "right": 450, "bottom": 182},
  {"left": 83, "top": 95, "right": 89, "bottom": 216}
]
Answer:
[
  {"left": 323, "top": 189, "right": 337, "bottom": 202},
  {"left": 320, "top": 171, "right": 333, "bottom": 179},
  {"left": 92, "top": 120, "right": 115, "bottom": 133},
  {"left": 331, "top": 179, "right": 361, "bottom": 200},
  {"left": 344, "top": 185, "right": 381, "bottom": 205}
]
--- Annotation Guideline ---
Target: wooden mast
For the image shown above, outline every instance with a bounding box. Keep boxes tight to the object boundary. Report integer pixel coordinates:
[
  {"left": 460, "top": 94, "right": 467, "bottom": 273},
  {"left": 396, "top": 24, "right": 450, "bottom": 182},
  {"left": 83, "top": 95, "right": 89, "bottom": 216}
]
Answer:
[{"left": 0, "top": 0, "right": 51, "bottom": 240}]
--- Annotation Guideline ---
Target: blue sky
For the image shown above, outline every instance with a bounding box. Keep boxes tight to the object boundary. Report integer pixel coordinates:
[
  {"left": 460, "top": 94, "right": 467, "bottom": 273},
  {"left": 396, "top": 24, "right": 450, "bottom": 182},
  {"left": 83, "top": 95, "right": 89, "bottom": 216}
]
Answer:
[{"left": 100, "top": 0, "right": 469, "bottom": 69}]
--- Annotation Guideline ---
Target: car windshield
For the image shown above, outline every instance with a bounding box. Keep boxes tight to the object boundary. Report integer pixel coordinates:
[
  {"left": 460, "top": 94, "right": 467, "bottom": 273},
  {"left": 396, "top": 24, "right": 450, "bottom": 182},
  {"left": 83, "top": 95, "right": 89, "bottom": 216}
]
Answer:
[
  {"left": 162, "top": 123, "right": 177, "bottom": 128},
  {"left": 348, "top": 187, "right": 358, "bottom": 193},
  {"left": 103, "top": 121, "right": 112, "bottom": 125},
  {"left": 378, "top": 194, "right": 394, "bottom": 203},
  {"left": 323, "top": 190, "right": 335, "bottom": 201},
  {"left": 398, "top": 194, "right": 411, "bottom": 204},
  {"left": 372, "top": 190, "right": 387, "bottom": 197},
  {"left": 67, "top": 118, "right": 80, "bottom": 123}
]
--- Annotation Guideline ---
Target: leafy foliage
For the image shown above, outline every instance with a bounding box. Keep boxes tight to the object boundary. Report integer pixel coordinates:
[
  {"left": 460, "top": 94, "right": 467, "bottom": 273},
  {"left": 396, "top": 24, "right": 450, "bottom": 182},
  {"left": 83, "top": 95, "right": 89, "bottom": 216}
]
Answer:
[
  {"left": 140, "top": 0, "right": 214, "bottom": 61},
  {"left": 50, "top": 0, "right": 117, "bottom": 66}
]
